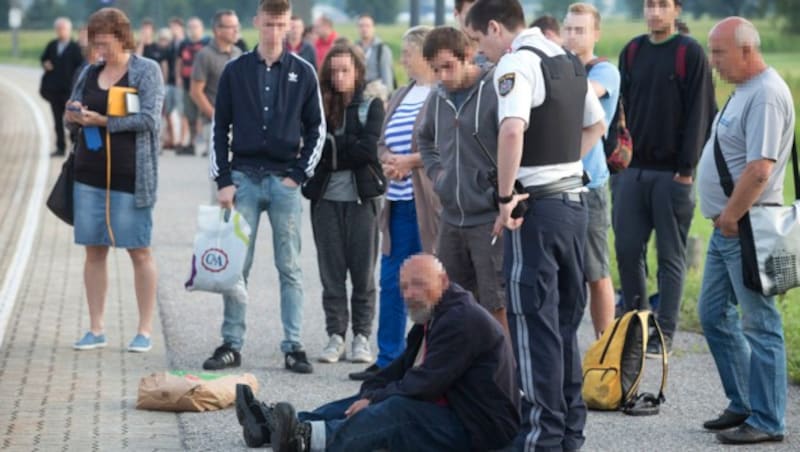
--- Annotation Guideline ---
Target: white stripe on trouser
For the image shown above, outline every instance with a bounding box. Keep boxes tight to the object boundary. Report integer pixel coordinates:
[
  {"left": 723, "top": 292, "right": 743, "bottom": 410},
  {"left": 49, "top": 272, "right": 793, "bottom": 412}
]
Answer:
[
  {"left": 510, "top": 229, "right": 542, "bottom": 452},
  {"left": 309, "top": 420, "right": 325, "bottom": 452}
]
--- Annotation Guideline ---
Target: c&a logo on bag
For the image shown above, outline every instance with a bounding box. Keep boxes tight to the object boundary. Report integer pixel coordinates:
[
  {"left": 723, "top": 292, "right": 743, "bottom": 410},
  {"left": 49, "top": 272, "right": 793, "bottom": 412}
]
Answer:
[{"left": 201, "top": 248, "right": 229, "bottom": 273}]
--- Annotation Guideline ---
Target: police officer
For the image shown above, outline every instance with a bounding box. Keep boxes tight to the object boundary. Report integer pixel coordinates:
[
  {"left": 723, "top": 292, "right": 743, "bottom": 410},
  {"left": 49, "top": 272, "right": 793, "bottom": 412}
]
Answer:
[{"left": 465, "top": 0, "right": 605, "bottom": 450}]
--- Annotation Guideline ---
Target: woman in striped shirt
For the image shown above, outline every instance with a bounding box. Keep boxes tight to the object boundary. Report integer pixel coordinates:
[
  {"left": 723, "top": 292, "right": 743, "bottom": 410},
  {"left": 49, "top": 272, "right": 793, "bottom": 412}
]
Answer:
[{"left": 348, "top": 26, "right": 441, "bottom": 381}]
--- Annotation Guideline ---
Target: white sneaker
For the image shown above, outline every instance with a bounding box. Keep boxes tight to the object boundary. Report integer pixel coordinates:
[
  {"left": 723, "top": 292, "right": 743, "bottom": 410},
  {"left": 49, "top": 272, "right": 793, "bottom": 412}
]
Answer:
[
  {"left": 318, "top": 334, "right": 345, "bottom": 363},
  {"left": 350, "top": 334, "right": 373, "bottom": 363}
]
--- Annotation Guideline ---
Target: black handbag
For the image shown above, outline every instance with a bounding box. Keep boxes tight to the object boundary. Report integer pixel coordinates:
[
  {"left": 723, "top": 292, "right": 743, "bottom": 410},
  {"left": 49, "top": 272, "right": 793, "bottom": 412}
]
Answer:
[{"left": 46, "top": 152, "right": 75, "bottom": 225}]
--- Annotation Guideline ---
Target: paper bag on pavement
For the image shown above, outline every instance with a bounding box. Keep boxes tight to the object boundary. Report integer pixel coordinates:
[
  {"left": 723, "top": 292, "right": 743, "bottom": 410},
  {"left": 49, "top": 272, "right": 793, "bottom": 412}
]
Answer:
[{"left": 136, "top": 371, "right": 259, "bottom": 412}]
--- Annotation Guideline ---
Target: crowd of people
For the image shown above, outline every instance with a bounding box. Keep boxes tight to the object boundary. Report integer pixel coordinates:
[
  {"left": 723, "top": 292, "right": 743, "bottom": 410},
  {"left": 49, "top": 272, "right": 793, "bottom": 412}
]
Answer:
[{"left": 41, "top": 0, "right": 795, "bottom": 449}]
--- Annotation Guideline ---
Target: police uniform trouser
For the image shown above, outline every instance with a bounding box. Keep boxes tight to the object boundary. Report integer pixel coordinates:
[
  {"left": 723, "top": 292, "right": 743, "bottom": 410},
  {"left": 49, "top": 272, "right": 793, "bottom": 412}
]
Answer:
[{"left": 505, "top": 194, "right": 588, "bottom": 452}]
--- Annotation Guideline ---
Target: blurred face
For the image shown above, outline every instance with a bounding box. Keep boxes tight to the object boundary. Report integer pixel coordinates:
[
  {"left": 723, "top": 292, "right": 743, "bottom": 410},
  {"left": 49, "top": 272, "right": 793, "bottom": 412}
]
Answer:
[
  {"left": 400, "top": 42, "right": 429, "bottom": 81},
  {"left": 55, "top": 20, "right": 71, "bottom": 41},
  {"left": 214, "top": 14, "right": 240, "bottom": 46},
  {"left": 255, "top": 11, "right": 291, "bottom": 50},
  {"left": 562, "top": 12, "right": 598, "bottom": 57},
  {"left": 708, "top": 32, "right": 747, "bottom": 84},
  {"left": 140, "top": 25, "right": 154, "bottom": 43},
  {"left": 187, "top": 19, "right": 204, "bottom": 41},
  {"left": 644, "top": 0, "right": 681, "bottom": 35},
  {"left": 91, "top": 33, "right": 124, "bottom": 62},
  {"left": 429, "top": 49, "right": 470, "bottom": 92},
  {"left": 314, "top": 19, "right": 331, "bottom": 39},
  {"left": 358, "top": 17, "right": 374, "bottom": 42},
  {"left": 288, "top": 18, "right": 304, "bottom": 42},
  {"left": 465, "top": 21, "right": 506, "bottom": 63},
  {"left": 158, "top": 35, "right": 171, "bottom": 48},
  {"left": 399, "top": 265, "right": 445, "bottom": 325},
  {"left": 330, "top": 53, "right": 356, "bottom": 94},
  {"left": 169, "top": 22, "right": 184, "bottom": 40}
]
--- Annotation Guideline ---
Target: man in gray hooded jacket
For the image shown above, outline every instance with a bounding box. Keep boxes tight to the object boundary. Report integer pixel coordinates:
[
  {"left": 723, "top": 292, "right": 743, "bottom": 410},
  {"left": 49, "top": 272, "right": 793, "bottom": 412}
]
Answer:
[{"left": 418, "top": 26, "right": 508, "bottom": 335}]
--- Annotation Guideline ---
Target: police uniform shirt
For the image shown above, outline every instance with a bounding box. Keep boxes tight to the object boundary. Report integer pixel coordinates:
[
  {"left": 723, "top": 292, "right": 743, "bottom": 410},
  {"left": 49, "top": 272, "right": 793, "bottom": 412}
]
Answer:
[{"left": 494, "top": 27, "right": 605, "bottom": 188}]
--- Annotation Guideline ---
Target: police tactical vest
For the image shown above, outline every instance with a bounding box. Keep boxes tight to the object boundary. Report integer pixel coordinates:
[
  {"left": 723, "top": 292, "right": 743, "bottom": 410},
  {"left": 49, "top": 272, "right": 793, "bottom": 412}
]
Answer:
[{"left": 518, "top": 46, "right": 587, "bottom": 167}]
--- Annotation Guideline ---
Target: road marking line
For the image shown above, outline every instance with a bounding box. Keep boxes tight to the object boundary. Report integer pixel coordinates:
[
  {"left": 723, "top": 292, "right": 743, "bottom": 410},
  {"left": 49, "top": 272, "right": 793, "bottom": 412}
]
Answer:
[{"left": 0, "top": 76, "right": 50, "bottom": 347}]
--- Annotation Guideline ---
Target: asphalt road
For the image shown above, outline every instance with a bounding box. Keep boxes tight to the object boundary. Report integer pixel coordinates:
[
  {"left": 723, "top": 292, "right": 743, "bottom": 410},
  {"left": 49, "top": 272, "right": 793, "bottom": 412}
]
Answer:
[{"left": 154, "top": 154, "right": 799, "bottom": 451}]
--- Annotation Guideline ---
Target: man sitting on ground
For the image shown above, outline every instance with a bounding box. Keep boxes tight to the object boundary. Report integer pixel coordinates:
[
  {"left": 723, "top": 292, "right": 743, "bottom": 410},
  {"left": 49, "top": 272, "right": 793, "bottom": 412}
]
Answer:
[{"left": 240, "top": 253, "right": 520, "bottom": 451}]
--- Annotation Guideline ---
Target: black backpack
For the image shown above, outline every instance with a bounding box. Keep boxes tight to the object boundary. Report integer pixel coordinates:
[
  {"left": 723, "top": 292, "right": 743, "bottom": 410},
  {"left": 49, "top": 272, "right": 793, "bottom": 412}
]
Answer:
[{"left": 604, "top": 34, "right": 691, "bottom": 173}]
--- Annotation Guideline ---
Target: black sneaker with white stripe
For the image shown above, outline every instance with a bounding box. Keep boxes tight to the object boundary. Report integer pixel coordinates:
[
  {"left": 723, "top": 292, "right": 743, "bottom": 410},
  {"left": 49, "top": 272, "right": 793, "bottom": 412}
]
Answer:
[
  {"left": 203, "top": 343, "right": 241, "bottom": 370},
  {"left": 284, "top": 351, "right": 313, "bottom": 374}
]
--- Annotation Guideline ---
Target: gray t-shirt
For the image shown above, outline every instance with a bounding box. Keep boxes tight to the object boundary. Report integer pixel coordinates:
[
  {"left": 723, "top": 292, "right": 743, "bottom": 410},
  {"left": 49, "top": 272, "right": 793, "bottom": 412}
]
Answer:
[
  {"left": 323, "top": 170, "right": 358, "bottom": 202},
  {"left": 191, "top": 40, "right": 242, "bottom": 109},
  {"left": 696, "top": 68, "right": 796, "bottom": 219}
]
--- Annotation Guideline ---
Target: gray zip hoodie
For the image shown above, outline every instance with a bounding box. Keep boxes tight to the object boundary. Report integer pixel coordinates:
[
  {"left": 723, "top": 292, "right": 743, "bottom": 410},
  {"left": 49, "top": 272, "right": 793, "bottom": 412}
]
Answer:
[{"left": 418, "top": 66, "right": 499, "bottom": 228}]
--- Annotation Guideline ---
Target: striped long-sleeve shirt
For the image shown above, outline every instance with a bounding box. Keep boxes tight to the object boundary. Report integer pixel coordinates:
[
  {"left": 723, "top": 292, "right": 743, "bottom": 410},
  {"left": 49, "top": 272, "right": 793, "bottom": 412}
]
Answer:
[{"left": 384, "top": 84, "right": 430, "bottom": 201}]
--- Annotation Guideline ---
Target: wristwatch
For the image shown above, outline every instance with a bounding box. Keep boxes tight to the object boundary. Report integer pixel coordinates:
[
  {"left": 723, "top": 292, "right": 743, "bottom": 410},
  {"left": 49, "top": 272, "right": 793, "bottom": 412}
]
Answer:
[{"left": 497, "top": 194, "right": 514, "bottom": 204}]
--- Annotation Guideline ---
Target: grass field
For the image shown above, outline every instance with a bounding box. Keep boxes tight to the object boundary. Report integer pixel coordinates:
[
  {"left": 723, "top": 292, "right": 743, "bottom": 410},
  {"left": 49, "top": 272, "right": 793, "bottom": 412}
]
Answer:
[{"left": 2, "top": 17, "right": 799, "bottom": 382}]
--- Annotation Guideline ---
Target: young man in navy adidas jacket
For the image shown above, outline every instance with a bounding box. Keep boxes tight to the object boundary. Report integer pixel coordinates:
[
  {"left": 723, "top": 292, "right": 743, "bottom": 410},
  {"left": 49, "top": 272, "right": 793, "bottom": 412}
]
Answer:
[
  {"left": 613, "top": 0, "right": 716, "bottom": 357},
  {"left": 206, "top": 0, "right": 325, "bottom": 374}
]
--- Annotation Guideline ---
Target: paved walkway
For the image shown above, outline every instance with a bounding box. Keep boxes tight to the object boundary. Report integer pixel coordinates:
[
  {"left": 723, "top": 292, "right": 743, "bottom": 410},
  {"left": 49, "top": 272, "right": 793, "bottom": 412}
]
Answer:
[
  {"left": 0, "top": 66, "right": 182, "bottom": 451},
  {"left": 0, "top": 65, "right": 798, "bottom": 451}
]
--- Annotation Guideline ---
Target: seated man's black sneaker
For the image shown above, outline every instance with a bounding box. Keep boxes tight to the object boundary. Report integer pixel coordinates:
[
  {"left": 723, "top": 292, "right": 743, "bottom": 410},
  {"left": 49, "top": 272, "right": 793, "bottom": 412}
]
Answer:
[
  {"left": 203, "top": 344, "right": 241, "bottom": 370},
  {"left": 236, "top": 384, "right": 274, "bottom": 447},
  {"left": 235, "top": 383, "right": 255, "bottom": 425},
  {"left": 285, "top": 351, "right": 313, "bottom": 374},
  {"left": 703, "top": 409, "right": 750, "bottom": 431},
  {"left": 645, "top": 335, "right": 673, "bottom": 359},
  {"left": 272, "top": 402, "right": 312, "bottom": 452},
  {"left": 348, "top": 363, "right": 380, "bottom": 381},
  {"left": 716, "top": 424, "right": 784, "bottom": 444}
]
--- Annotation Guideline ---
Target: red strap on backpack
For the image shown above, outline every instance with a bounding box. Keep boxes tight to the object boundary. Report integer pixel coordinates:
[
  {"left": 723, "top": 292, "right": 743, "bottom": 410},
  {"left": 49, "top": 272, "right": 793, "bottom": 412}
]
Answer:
[
  {"left": 675, "top": 42, "right": 688, "bottom": 80},
  {"left": 626, "top": 34, "right": 688, "bottom": 81}
]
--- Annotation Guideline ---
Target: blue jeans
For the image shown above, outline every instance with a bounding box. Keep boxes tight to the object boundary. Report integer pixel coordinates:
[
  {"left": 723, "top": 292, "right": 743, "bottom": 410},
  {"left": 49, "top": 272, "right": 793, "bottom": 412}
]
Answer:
[
  {"left": 298, "top": 395, "right": 470, "bottom": 452},
  {"left": 698, "top": 229, "right": 786, "bottom": 435},
  {"left": 376, "top": 200, "right": 421, "bottom": 367},
  {"left": 221, "top": 171, "right": 305, "bottom": 353}
]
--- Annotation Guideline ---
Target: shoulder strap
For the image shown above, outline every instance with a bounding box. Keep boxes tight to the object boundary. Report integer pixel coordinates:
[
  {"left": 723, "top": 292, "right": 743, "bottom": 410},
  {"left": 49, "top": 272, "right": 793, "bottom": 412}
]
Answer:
[
  {"left": 376, "top": 42, "right": 383, "bottom": 63},
  {"left": 585, "top": 57, "right": 608, "bottom": 73},
  {"left": 675, "top": 36, "right": 689, "bottom": 81},
  {"left": 716, "top": 96, "right": 799, "bottom": 203},
  {"left": 791, "top": 136, "right": 799, "bottom": 201},
  {"left": 625, "top": 35, "right": 647, "bottom": 71},
  {"left": 518, "top": 45, "right": 548, "bottom": 61},
  {"left": 358, "top": 96, "right": 374, "bottom": 128},
  {"left": 519, "top": 45, "right": 585, "bottom": 76},
  {"left": 649, "top": 313, "right": 668, "bottom": 405},
  {"left": 714, "top": 96, "right": 736, "bottom": 197}
]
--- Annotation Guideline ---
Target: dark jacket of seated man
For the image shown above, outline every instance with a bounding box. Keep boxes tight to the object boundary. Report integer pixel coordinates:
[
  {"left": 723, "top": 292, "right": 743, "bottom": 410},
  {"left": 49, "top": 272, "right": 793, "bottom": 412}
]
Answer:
[{"left": 359, "top": 282, "right": 520, "bottom": 450}]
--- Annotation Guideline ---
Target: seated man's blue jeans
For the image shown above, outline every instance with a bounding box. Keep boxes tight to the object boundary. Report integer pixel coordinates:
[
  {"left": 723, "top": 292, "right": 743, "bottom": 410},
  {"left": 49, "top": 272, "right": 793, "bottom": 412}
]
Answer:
[
  {"left": 698, "top": 229, "right": 786, "bottom": 435},
  {"left": 298, "top": 395, "right": 470, "bottom": 452},
  {"left": 221, "top": 171, "right": 306, "bottom": 353}
]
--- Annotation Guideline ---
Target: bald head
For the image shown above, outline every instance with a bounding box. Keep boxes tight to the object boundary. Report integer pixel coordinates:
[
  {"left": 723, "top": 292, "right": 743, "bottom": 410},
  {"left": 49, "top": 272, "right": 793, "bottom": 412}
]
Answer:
[
  {"left": 399, "top": 254, "right": 449, "bottom": 325},
  {"left": 710, "top": 17, "right": 760, "bottom": 48},
  {"left": 54, "top": 17, "right": 72, "bottom": 41},
  {"left": 708, "top": 17, "right": 765, "bottom": 85}
]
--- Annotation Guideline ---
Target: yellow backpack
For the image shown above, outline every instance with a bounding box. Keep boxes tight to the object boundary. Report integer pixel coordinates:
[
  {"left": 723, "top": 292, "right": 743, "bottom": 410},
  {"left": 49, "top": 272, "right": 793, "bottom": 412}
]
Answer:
[{"left": 582, "top": 310, "right": 668, "bottom": 414}]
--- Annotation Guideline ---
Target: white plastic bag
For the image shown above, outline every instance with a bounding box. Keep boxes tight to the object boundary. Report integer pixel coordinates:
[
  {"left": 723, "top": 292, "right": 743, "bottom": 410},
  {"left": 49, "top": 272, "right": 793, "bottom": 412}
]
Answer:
[{"left": 185, "top": 206, "right": 250, "bottom": 298}]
